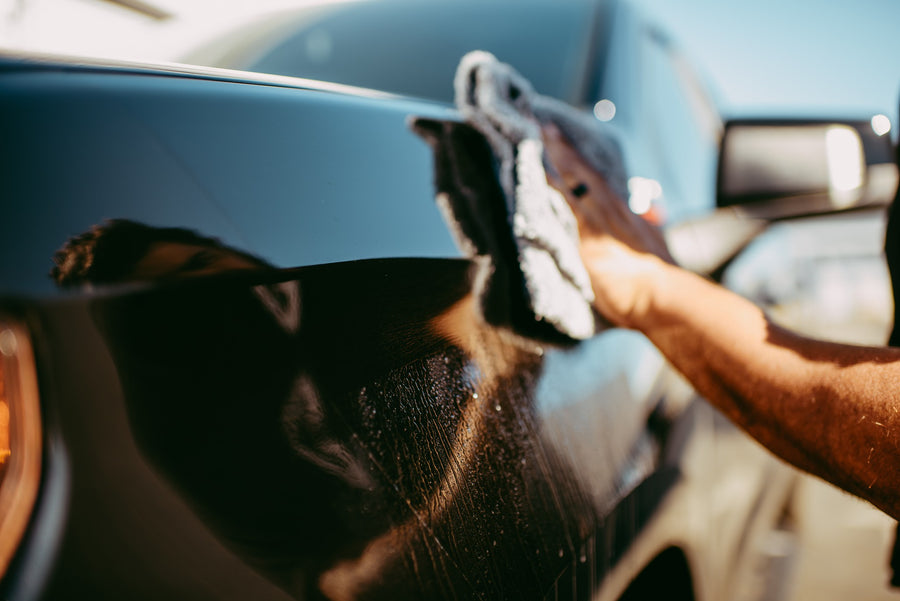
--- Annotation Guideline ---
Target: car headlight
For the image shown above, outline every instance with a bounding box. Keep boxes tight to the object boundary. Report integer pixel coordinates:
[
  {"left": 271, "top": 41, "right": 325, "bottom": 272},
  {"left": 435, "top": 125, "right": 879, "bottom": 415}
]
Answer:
[{"left": 0, "top": 322, "right": 42, "bottom": 578}]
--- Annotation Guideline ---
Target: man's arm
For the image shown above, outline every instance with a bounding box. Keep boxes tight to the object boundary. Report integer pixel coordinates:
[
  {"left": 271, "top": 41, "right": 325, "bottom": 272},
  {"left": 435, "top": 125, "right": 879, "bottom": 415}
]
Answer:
[{"left": 542, "top": 124, "right": 900, "bottom": 520}]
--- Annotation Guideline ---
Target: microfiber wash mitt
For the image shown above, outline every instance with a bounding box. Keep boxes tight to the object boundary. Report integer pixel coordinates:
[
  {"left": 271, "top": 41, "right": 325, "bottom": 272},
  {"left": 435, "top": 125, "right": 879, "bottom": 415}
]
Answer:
[{"left": 453, "top": 51, "right": 628, "bottom": 340}]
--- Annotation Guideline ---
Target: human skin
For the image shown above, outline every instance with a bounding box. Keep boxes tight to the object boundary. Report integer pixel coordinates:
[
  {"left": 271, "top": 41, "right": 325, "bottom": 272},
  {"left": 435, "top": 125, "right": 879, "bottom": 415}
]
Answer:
[{"left": 542, "top": 123, "right": 900, "bottom": 520}]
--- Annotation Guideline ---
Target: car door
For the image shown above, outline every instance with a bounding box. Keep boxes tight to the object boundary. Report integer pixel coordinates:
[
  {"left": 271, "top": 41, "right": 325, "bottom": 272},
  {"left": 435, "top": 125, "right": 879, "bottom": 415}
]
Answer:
[{"left": 0, "top": 56, "right": 725, "bottom": 600}]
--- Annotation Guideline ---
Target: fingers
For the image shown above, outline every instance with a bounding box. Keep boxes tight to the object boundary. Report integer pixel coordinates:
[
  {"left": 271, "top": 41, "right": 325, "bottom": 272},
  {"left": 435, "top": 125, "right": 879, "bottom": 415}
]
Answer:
[
  {"left": 541, "top": 123, "right": 615, "bottom": 211},
  {"left": 542, "top": 124, "right": 615, "bottom": 199},
  {"left": 542, "top": 124, "right": 624, "bottom": 231},
  {"left": 541, "top": 123, "right": 676, "bottom": 264},
  {"left": 541, "top": 123, "right": 584, "bottom": 188}
]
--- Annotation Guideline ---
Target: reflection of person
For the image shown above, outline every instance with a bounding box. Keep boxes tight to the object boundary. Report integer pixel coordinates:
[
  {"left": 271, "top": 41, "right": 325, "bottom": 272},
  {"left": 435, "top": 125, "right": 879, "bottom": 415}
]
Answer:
[
  {"left": 50, "top": 218, "right": 266, "bottom": 287},
  {"left": 48, "top": 218, "right": 597, "bottom": 599},
  {"left": 541, "top": 122, "right": 900, "bottom": 522}
]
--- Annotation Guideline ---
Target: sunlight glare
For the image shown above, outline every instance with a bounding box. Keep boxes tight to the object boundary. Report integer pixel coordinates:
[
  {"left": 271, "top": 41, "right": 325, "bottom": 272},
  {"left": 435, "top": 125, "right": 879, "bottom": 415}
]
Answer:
[
  {"left": 871, "top": 114, "right": 892, "bottom": 137},
  {"left": 593, "top": 99, "right": 616, "bottom": 122},
  {"left": 627, "top": 176, "right": 663, "bottom": 215},
  {"left": 825, "top": 125, "right": 863, "bottom": 207}
]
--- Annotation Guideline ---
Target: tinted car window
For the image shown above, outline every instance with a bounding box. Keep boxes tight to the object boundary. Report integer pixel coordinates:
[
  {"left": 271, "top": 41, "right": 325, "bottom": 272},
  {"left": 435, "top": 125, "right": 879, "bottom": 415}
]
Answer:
[{"left": 189, "top": 0, "right": 605, "bottom": 106}]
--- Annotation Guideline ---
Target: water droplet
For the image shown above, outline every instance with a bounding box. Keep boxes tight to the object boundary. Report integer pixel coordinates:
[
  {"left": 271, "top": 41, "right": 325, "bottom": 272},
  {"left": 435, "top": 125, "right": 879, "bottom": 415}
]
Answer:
[
  {"left": 558, "top": 549, "right": 564, "bottom": 558},
  {"left": 495, "top": 404, "right": 502, "bottom": 412},
  {"left": 579, "top": 553, "right": 587, "bottom": 563},
  {"left": 493, "top": 540, "right": 498, "bottom": 547},
  {"left": 473, "top": 393, "right": 479, "bottom": 399}
]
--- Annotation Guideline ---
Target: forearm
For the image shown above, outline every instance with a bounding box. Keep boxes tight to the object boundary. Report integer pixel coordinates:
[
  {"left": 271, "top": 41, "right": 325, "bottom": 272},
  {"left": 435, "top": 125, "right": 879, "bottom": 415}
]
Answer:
[
  {"left": 638, "top": 262, "right": 900, "bottom": 518},
  {"left": 540, "top": 123, "right": 900, "bottom": 517}
]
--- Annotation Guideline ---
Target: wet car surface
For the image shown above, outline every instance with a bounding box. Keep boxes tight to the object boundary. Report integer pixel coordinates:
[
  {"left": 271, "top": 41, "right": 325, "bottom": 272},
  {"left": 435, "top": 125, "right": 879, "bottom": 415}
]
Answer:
[{"left": 0, "top": 55, "right": 795, "bottom": 600}]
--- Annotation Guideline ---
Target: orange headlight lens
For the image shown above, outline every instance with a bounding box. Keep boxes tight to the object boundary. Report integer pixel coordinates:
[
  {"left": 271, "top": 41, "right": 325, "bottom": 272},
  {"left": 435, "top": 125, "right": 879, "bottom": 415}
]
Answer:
[{"left": 0, "top": 322, "right": 42, "bottom": 578}]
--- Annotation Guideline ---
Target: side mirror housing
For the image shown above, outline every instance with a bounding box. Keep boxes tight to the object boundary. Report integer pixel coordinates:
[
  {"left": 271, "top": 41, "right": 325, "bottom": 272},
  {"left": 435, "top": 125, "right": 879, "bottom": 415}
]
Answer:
[
  {"left": 668, "top": 118, "right": 897, "bottom": 277},
  {"left": 716, "top": 119, "right": 897, "bottom": 219}
]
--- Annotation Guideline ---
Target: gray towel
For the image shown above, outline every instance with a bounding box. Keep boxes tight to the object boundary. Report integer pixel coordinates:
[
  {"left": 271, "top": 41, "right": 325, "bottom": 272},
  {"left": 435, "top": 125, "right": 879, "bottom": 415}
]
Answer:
[
  {"left": 452, "top": 51, "right": 629, "bottom": 340},
  {"left": 410, "top": 52, "right": 628, "bottom": 341}
]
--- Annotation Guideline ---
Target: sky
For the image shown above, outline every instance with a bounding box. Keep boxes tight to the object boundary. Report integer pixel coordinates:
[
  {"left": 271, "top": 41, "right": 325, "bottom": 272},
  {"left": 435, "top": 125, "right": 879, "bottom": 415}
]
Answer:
[{"left": 633, "top": 0, "right": 900, "bottom": 120}]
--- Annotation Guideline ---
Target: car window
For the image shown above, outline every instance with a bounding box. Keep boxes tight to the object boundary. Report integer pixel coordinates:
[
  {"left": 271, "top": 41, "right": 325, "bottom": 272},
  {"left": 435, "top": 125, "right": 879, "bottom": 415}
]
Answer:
[{"left": 187, "top": 0, "right": 604, "bottom": 106}]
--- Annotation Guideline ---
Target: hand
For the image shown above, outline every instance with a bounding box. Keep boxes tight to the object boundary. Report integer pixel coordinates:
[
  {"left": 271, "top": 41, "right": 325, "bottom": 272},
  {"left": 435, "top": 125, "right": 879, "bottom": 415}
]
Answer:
[{"left": 542, "top": 123, "right": 675, "bottom": 329}]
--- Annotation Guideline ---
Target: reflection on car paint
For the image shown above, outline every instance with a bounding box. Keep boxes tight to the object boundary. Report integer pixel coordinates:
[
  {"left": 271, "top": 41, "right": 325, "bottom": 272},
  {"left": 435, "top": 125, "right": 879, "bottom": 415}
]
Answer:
[{"left": 46, "top": 220, "right": 674, "bottom": 599}]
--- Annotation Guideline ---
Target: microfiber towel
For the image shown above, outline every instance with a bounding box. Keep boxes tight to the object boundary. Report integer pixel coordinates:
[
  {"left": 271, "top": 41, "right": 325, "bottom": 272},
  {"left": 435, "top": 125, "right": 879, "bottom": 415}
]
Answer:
[{"left": 453, "top": 51, "right": 629, "bottom": 340}]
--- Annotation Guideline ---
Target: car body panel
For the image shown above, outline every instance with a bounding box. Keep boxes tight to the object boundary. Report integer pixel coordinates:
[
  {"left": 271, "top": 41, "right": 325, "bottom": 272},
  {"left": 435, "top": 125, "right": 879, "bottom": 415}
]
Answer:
[
  {"left": 0, "top": 55, "right": 793, "bottom": 600},
  {"left": 0, "top": 58, "right": 459, "bottom": 296}
]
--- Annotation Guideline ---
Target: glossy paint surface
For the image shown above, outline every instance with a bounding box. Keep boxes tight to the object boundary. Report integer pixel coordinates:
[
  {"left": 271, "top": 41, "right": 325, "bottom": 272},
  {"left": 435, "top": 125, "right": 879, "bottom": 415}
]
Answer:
[
  {"left": 0, "top": 58, "right": 459, "bottom": 295},
  {"left": 20, "top": 258, "right": 678, "bottom": 600},
  {"left": 0, "top": 57, "right": 791, "bottom": 600}
]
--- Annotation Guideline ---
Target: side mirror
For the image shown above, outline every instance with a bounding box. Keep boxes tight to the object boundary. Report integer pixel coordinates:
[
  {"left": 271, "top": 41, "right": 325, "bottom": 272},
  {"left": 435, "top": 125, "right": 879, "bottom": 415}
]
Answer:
[
  {"left": 716, "top": 119, "right": 897, "bottom": 219},
  {"left": 667, "top": 118, "right": 897, "bottom": 277}
]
